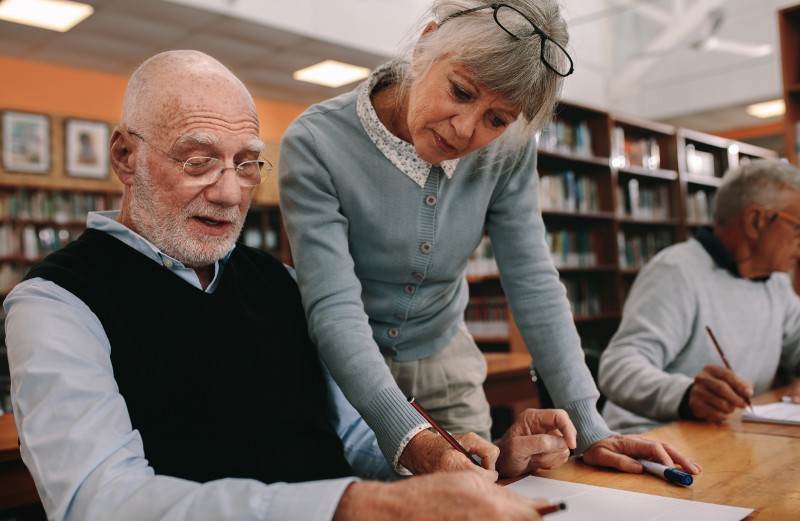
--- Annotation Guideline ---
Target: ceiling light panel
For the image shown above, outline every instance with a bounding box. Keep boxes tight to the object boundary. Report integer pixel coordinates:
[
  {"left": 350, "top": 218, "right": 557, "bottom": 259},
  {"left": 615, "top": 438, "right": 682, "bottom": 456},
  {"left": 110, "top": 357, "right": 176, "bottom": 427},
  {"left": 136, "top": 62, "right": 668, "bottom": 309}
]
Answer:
[{"left": 0, "top": 0, "right": 94, "bottom": 32}]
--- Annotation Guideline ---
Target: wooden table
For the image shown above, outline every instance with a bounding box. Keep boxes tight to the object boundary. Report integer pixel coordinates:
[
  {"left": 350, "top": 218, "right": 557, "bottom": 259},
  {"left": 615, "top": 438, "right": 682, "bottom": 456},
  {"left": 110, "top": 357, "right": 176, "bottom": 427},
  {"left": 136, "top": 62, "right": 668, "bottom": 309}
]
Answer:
[
  {"left": 523, "top": 389, "right": 800, "bottom": 520},
  {"left": 0, "top": 413, "right": 39, "bottom": 512},
  {"left": 483, "top": 352, "right": 538, "bottom": 413}
]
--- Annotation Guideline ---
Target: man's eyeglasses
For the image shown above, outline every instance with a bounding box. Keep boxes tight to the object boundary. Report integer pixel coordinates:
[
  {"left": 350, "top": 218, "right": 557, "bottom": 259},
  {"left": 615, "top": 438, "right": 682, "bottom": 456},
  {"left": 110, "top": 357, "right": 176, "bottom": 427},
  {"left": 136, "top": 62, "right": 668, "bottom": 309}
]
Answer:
[
  {"left": 767, "top": 208, "right": 800, "bottom": 236},
  {"left": 128, "top": 131, "right": 272, "bottom": 188},
  {"left": 438, "top": 3, "right": 574, "bottom": 77}
]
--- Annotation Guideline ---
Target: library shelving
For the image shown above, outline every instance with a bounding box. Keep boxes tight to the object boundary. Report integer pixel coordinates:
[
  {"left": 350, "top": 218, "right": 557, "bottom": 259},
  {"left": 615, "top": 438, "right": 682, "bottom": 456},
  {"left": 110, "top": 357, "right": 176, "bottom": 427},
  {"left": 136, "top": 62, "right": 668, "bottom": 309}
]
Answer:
[
  {"left": 779, "top": 3, "right": 800, "bottom": 293},
  {"left": 464, "top": 100, "right": 778, "bottom": 410},
  {"left": 676, "top": 127, "right": 778, "bottom": 238},
  {"left": 0, "top": 188, "right": 123, "bottom": 295},
  {"left": 780, "top": 4, "right": 800, "bottom": 166}
]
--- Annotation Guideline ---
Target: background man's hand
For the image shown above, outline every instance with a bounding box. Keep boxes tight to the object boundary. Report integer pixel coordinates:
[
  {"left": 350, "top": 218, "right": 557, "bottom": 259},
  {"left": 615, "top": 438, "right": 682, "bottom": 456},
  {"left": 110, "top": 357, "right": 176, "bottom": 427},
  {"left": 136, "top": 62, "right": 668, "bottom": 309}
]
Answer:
[{"left": 689, "top": 364, "right": 754, "bottom": 421}]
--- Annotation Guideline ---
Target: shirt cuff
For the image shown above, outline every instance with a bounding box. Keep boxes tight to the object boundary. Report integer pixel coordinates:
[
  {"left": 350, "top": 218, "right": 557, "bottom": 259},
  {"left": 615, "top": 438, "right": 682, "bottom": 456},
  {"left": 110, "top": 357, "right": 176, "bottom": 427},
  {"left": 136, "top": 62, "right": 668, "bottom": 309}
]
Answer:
[
  {"left": 677, "top": 384, "right": 697, "bottom": 420},
  {"left": 390, "top": 423, "right": 432, "bottom": 475}
]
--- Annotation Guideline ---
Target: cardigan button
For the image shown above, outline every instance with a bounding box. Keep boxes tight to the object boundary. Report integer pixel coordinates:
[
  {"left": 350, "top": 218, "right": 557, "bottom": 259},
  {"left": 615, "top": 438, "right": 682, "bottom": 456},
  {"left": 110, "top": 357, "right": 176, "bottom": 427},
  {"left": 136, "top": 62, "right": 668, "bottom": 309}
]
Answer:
[
  {"left": 420, "top": 242, "right": 432, "bottom": 253},
  {"left": 388, "top": 328, "right": 400, "bottom": 338},
  {"left": 425, "top": 195, "right": 438, "bottom": 206},
  {"left": 404, "top": 284, "right": 416, "bottom": 295}
]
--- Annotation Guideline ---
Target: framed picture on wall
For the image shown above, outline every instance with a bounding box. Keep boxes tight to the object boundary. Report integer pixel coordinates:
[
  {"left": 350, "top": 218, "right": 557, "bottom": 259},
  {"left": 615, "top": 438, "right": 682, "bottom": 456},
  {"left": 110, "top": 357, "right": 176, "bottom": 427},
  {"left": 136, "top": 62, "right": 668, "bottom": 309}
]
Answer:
[
  {"left": 65, "top": 118, "right": 110, "bottom": 179},
  {"left": 1, "top": 111, "right": 51, "bottom": 174}
]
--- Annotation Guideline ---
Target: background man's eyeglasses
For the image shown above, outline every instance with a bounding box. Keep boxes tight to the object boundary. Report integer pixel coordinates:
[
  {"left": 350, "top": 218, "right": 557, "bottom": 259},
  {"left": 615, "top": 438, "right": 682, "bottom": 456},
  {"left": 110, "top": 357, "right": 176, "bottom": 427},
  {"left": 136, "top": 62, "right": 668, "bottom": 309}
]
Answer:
[
  {"left": 767, "top": 208, "right": 800, "bottom": 236},
  {"left": 438, "top": 3, "right": 574, "bottom": 77},
  {"left": 129, "top": 131, "right": 272, "bottom": 188}
]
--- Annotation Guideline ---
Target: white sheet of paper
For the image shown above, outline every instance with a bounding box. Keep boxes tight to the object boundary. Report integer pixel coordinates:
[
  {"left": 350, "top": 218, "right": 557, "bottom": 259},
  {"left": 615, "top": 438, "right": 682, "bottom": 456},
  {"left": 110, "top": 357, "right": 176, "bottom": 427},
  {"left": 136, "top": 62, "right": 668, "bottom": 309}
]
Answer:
[
  {"left": 507, "top": 476, "right": 753, "bottom": 521},
  {"left": 741, "top": 401, "right": 800, "bottom": 426}
]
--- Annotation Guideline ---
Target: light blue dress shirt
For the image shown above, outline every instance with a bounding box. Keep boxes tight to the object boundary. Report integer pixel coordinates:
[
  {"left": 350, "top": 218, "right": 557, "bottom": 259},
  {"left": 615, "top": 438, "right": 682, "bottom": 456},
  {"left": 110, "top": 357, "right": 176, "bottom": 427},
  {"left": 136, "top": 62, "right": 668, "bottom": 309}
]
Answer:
[{"left": 5, "top": 211, "right": 393, "bottom": 521}]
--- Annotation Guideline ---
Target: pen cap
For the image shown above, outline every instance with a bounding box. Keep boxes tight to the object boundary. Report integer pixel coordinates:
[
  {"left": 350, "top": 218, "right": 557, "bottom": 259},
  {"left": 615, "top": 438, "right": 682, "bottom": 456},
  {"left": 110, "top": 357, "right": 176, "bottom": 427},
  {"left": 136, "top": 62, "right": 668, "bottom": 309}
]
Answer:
[{"left": 664, "top": 468, "right": 693, "bottom": 486}]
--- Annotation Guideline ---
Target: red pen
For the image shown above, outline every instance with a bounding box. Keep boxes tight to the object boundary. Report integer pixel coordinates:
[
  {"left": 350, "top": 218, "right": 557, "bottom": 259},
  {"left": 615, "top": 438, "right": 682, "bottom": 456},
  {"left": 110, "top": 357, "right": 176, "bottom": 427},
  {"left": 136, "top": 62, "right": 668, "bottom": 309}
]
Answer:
[
  {"left": 536, "top": 502, "right": 567, "bottom": 516},
  {"left": 408, "top": 396, "right": 482, "bottom": 467}
]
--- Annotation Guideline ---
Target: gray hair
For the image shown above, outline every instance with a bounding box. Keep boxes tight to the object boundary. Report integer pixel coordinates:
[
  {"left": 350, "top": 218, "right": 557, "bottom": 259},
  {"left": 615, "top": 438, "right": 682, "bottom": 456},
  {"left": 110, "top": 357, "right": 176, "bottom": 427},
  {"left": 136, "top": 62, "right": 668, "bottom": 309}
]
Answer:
[
  {"left": 713, "top": 159, "right": 800, "bottom": 228},
  {"left": 394, "top": 0, "right": 569, "bottom": 151}
]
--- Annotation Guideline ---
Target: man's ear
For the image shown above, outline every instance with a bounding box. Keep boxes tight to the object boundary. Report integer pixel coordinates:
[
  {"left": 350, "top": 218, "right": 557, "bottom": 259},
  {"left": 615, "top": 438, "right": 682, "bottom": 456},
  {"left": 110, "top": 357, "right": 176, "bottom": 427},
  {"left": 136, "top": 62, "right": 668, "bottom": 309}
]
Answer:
[
  {"left": 110, "top": 129, "right": 135, "bottom": 185},
  {"left": 742, "top": 205, "right": 766, "bottom": 240}
]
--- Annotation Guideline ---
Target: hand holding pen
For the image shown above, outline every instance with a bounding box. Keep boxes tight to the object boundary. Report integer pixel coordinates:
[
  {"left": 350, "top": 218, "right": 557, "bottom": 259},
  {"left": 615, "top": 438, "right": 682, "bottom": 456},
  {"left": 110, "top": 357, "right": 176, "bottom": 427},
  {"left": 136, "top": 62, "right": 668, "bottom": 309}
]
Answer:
[
  {"left": 408, "top": 397, "right": 484, "bottom": 467},
  {"left": 688, "top": 326, "right": 755, "bottom": 422}
]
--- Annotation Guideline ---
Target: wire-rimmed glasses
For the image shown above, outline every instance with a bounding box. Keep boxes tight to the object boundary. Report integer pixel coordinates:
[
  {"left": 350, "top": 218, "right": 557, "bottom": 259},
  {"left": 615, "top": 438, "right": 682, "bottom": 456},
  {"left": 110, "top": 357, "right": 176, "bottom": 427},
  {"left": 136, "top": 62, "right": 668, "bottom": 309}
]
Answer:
[
  {"left": 128, "top": 131, "right": 272, "bottom": 188},
  {"left": 438, "top": 3, "right": 574, "bottom": 77}
]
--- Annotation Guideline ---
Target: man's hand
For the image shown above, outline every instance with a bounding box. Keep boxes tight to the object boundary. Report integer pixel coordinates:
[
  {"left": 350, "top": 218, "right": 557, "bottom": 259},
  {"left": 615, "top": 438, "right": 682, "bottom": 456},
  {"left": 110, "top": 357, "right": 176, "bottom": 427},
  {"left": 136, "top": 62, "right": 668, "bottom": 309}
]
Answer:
[
  {"left": 689, "top": 364, "right": 754, "bottom": 422},
  {"left": 333, "top": 472, "right": 550, "bottom": 521},
  {"left": 398, "top": 429, "right": 500, "bottom": 481},
  {"left": 784, "top": 378, "right": 800, "bottom": 404},
  {"left": 494, "top": 408, "right": 576, "bottom": 478},
  {"left": 582, "top": 433, "right": 701, "bottom": 474}
]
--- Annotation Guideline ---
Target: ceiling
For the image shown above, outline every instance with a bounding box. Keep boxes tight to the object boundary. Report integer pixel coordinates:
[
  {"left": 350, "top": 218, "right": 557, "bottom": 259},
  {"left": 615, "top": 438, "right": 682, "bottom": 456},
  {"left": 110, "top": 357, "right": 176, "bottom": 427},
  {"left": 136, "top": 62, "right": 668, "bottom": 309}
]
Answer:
[
  {"left": 0, "top": 0, "right": 389, "bottom": 107},
  {"left": 0, "top": 0, "right": 793, "bottom": 155}
]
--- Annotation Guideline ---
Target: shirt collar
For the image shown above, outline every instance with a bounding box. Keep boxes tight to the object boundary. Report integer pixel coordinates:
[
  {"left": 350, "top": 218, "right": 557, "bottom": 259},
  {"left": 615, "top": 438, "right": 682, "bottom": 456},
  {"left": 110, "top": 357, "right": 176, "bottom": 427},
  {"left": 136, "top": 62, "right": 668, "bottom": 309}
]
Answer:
[
  {"left": 356, "top": 61, "right": 458, "bottom": 188},
  {"left": 693, "top": 226, "right": 769, "bottom": 282},
  {"left": 87, "top": 210, "right": 233, "bottom": 292}
]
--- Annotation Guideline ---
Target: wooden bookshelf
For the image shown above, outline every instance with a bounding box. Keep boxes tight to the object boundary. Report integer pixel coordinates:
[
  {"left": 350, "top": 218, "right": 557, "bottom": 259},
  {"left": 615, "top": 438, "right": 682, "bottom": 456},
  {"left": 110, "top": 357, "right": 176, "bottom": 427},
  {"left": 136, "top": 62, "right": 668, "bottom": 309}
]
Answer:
[
  {"left": 464, "top": 100, "right": 777, "bottom": 410},
  {"left": 780, "top": 4, "right": 800, "bottom": 166},
  {"left": 779, "top": 4, "right": 800, "bottom": 293}
]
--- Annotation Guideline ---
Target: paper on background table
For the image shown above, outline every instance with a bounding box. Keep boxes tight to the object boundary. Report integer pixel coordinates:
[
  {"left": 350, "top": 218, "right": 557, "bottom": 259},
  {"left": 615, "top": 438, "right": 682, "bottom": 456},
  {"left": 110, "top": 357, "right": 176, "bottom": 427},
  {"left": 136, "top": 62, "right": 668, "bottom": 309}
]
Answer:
[
  {"left": 741, "top": 401, "right": 800, "bottom": 426},
  {"left": 507, "top": 476, "right": 753, "bottom": 521}
]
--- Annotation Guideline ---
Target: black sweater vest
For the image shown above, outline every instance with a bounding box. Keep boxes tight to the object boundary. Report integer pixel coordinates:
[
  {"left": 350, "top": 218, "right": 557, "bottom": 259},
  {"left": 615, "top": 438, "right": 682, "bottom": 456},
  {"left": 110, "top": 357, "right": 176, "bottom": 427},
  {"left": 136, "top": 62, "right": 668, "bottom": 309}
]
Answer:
[{"left": 26, "top": 229, "right": 352, "bottom": 484}]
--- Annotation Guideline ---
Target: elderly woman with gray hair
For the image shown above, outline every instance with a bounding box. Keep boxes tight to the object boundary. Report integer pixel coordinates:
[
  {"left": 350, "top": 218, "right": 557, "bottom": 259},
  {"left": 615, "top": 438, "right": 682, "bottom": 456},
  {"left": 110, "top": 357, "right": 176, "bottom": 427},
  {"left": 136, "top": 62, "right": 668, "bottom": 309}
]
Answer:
[{"left": 279, "top": 0, "right": 698, "bottom": 480}]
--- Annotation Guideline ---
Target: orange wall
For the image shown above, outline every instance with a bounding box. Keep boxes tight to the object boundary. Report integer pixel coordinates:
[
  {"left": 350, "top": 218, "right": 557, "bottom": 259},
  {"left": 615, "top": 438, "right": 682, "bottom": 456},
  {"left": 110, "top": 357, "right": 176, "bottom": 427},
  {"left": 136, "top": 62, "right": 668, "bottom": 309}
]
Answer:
[
  {"left": 0, "top": 55, "right": 309, "bottom": 203},
  {"left": 0, "top": 55, "right": 307, "bottom": 143}
]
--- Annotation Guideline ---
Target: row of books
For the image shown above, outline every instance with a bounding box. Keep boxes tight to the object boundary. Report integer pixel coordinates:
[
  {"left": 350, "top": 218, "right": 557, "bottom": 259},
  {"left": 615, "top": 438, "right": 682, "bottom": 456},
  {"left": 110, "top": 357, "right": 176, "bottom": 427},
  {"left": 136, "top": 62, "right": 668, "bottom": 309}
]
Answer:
[
  {"left": 686, "top": 190, "right": 715, "bottom": 223},
  {"left": 611, "top": 127, "right": 661, "bottom": 170},
  {"left": 685, "top": 144, "right": 717, "bottom": 177},
  {"left": 616, "top": 179, "right": 671, "bottom": 220},
  {"left": 465, "top": 281, "right": 605, "bottom": 328},
  {"left": 617, "top": 230, "right": 672, "bottom": 269},
  {"left": 563, "top": 277, "right": 602, "bottom": 317},
  {"left": 240, "top": 225, "right": 281, "bottom": 253},
  {"left": 0, "top": 190, "right": 121, "bottom": 223},
  {"left": 466, "top": 236, "right": 499, "bottom": 279},
  {"left": 539, "top": 171, "right": 600, "bottom": 213},
  {"left": 0, "top": 224, "right": 78, "bottom": 260},
  {"left": 464, "top": 296, "right": 509, "bottom": 338},
  {"left": 546, "top": 229, "right": 599, "bottom": 268},
  {"left": 539, "top": 119, "right": 593, "bottom": 157}
]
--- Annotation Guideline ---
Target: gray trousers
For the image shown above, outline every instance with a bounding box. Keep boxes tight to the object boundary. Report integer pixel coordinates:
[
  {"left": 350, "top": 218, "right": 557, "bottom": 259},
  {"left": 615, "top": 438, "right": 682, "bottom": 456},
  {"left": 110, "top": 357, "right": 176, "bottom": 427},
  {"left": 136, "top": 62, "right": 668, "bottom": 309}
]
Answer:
[{"left": 384, "top": 323, "right": 492, "bottom": 440}]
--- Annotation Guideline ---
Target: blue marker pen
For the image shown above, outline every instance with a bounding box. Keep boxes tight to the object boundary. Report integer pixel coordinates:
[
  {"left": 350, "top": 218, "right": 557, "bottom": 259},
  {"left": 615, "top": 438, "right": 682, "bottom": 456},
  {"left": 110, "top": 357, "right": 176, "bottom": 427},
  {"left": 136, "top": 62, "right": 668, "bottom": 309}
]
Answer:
[{"left": 638, "top": 459, "right": 693, "bottom": 486}]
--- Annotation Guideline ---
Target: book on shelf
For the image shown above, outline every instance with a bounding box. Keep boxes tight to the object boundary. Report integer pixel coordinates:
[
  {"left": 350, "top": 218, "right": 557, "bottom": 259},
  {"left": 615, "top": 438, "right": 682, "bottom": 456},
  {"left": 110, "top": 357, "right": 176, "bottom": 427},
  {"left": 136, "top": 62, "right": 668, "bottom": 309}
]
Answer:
[
  {"left": 464, "top": 296, "right": 509, "bottom": 338},
  {"left": 618, "top": 179, "right": 669, "bottom": 220},
  {"left": 546, "top": 229, "right": 598, "bottom": 268},
  {"left": 539, "top": 119, "right": 593, "bottom": 157},
  {"left": 686, "top": 190, "right": 714, "bottom": 223},
  {"left": 611, "top": 126, "right": 627, "bottom": 168},
  {"left": 466, "top": 235, "right": 499, "bottom": 278},
  {"left": 618, "top": 230, "right": 672, "bottom": 269},
  {"left": 539, "top": 171, "right": 599, "bottom": 213},
  {"left": 562, "top": 277, "right": 602, "bottom": 316},
  {"left": 685, "top": 144, "right": 716, "bottom": 177}
]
